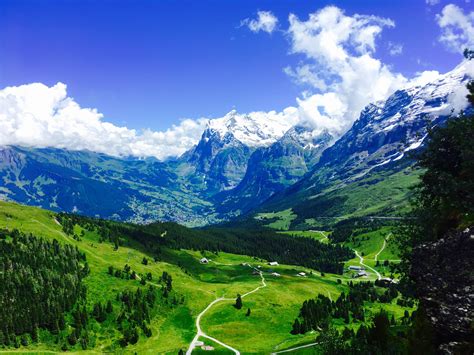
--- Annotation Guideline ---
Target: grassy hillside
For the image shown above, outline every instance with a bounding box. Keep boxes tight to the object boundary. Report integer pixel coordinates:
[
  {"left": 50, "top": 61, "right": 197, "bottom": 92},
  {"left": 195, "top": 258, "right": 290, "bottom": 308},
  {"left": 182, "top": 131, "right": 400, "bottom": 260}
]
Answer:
[
  {"left": 255, "top": 166, "right": 421, "bottom": 231},
  {"left": 0, "top": 201, "right": 412, "bottom": 353}
]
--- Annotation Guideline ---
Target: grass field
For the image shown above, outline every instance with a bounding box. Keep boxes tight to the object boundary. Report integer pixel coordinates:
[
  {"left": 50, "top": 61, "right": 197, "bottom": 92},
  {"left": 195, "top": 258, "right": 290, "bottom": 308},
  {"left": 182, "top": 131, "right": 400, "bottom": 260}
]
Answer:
[
  {"left": 0, "top": 201, "right": 411, "bottom": 354},
  {"left": 255, "top": 209, "right": 296, "bottom": 230},
  {"left": 278, "top": 230, "right": 330, "bottom": 243}
]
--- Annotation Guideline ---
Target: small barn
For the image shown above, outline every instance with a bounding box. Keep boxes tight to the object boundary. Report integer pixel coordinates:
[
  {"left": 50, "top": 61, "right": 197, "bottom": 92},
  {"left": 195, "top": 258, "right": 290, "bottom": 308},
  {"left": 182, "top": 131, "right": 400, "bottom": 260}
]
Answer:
[
  {"left": 297, "top": 272, "right": 306, "bottom": 277},
  {"left": 349, "top": 265, "right": 364, "bottom": 271},
  {"left": 200, "top": 257, "right": 209, "bottom": 264},
  {"left": 268, "top": 261, "right": 279, "bottom": 266},
  {"left": 201, "top": 345, "right": 215, "bottom": 351},
  {"left": 354, "top": 270, "right": 368, "bottom": 278}
]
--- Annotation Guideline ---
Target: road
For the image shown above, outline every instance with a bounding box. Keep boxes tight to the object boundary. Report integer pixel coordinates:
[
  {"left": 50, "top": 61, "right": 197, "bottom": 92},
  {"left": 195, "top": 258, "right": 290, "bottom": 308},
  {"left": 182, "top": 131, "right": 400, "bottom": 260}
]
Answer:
[
  {"left": 186, "top": 265, "right": 267, "bottom": 354},
  {"left": 355, "top": 250, "right": 381, "bottom": 280},
  {"left": 186, "top": 297, "right": 240, "bottom": 355},
  {"left": 271, "top": 342, "right": 319, "bottom": 354},
  {"left": 374, "top": 233, "right": 392, "bottom": 262}
]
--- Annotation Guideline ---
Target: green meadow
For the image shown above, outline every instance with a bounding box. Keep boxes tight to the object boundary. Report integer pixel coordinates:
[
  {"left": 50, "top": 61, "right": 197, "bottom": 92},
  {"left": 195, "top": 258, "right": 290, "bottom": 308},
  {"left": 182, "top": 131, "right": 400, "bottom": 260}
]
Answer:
[{"left": 0, "top": 201, "right": 411, "bottom": 354}]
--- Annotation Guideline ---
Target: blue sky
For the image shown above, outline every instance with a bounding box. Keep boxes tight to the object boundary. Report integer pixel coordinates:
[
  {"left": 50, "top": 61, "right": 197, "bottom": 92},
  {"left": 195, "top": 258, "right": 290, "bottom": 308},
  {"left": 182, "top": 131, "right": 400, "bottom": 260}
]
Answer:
[{"left": 0, "top": 0, "right": 470, "bottom": 131}]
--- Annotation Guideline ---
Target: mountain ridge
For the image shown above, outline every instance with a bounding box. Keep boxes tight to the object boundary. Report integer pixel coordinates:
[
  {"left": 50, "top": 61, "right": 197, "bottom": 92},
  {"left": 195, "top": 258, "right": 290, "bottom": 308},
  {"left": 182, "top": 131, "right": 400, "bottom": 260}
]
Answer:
[{"left": 0, "top": 61, "right": 471, "bottom": 226}]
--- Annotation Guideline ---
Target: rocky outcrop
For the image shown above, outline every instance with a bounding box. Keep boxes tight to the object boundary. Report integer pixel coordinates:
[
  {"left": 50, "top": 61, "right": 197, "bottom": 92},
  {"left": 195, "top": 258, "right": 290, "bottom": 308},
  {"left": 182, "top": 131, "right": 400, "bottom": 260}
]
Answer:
[{"left": 411, "top": 227, "right": 474, "bottom": 354}]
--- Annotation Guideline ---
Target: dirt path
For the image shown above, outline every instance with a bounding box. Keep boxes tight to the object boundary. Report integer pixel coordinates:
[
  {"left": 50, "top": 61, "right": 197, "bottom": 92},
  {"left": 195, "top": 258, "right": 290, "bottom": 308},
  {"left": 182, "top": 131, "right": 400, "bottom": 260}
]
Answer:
[
  {"left": 186, "top": 265, "right": 267, "bottom": 354},
  {"left": 355, "top": 250, "right": 381, "bottom": 280},
  {"left": 374, "top": 233, "right": 392, "bottom": 262},
  {"left": 271, "top": 342, "right": 319, "bottom": 354}
]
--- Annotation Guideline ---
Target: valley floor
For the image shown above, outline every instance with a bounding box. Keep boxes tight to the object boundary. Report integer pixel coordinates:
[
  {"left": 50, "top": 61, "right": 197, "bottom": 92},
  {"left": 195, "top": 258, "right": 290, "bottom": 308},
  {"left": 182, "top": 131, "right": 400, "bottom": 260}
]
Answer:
[{"left": 0, "top": 201, "right": 410, "bottom": 354}]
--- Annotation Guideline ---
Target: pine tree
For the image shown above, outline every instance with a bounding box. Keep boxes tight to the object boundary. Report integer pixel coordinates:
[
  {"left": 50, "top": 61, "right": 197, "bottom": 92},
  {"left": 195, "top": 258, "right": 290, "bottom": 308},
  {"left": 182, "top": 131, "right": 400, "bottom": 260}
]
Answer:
[
  {"left": 291, "top": 319, "right": 301, "bottom": 335},
  {"left": 246, "top": 308, "right": 251, "bottom": 317},
  {"left": 234, "top": 294, "right": 242, "bottom": 309}
]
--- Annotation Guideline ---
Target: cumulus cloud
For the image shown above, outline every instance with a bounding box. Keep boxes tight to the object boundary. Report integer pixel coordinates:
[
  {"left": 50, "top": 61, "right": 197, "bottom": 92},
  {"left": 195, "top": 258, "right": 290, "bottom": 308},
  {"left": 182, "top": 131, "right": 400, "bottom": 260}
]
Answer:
[
  {"left": 241, "top": 11, "right": 278, "bottom": 34},
  {"left": 282, "top": 6, "right": 411, "bottom": 136},
  {"left": 2, "top": 5, "right": 466, "bottom": 160},
  {"left": 0, "top": 82, "right": 208, "bottom": 160},
  {"left": 426, "top": 0, "right": 441, "bottom": 5},
  {"left": 436, "top": 4, "right": 474, "bottom": 52}
]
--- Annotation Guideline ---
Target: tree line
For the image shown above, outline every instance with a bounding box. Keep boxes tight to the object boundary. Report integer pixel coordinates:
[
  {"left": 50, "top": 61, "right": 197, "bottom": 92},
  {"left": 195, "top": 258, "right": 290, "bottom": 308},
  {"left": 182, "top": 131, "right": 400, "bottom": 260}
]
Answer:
[{"left": 57, "top": 213, "right": 355, "bottom": 274}]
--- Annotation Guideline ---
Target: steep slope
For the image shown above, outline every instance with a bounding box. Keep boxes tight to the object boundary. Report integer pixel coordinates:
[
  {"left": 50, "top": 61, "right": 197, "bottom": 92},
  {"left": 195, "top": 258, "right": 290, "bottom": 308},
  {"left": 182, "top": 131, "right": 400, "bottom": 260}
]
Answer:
[
  {"left": 173, "top": 127, "right": 254, "bottom": 195},
  {"left": 0, "top": 146, "right": 217, "bottom": 225},
  {"left": 214, "top": 126, "right": 333, "bottom": 217},
  {"left": 256, "top": 61, "right": 473, "bottom": 228},
  {"left": 1, "top": 62, "right": 471, "bottom": 226},
  {"left": 172, "top": 109, "right": 296, "bottom": 196}
]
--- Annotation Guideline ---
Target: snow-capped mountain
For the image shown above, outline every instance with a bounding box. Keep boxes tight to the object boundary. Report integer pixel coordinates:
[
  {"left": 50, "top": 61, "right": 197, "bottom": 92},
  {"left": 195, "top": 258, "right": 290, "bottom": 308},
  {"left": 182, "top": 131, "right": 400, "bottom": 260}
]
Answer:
[
  {"left": 258, "top": 60, "right": 473, "bottom": 222},
  {"left": 0, "top": 61, "right": 471, "bottom": 226},
  {"left": 206, "top": 109, "right": 297, "bottom": 147},
  {"left": 214, "top": 125, "right": 333, "bottom": 217}
]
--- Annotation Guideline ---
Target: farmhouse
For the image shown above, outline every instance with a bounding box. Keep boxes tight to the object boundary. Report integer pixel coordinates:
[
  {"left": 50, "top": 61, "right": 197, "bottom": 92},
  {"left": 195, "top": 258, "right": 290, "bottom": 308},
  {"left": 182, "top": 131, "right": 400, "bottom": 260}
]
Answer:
[
  {"left": 201, "top": 345, "right": 215, "bottom": 351},
  {"left": 268, "top": 261, "right": 279, "bottom": 266},
  {"left": 200, "top": 257, "right": 209, "bottom": 264},
  {"left": 271, "top": 272, "right": 281, "bottom": 277},
  {"left": 297, "top": 272, "right": 306, "bottom": 277},
  {"left": 349, "top": 265, "right": 364, "bottom": 271},
  {"left": 354, "top": 271, "right": 368, "bottom": 278}
]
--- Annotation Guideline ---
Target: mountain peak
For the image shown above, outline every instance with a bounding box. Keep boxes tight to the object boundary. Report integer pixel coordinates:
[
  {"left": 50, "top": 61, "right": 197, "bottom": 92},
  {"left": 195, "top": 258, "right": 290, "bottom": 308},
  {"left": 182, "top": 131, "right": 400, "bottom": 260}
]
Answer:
[{"left": 206, "top": 109, "right": 296, "bottom": 147}]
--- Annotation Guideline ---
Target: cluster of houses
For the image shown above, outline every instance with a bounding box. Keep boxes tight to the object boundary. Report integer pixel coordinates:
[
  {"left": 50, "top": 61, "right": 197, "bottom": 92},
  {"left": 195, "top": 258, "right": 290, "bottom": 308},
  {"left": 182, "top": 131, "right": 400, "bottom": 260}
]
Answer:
[{"left": 199, "top": 258, "right": 311, "bottom": 279}]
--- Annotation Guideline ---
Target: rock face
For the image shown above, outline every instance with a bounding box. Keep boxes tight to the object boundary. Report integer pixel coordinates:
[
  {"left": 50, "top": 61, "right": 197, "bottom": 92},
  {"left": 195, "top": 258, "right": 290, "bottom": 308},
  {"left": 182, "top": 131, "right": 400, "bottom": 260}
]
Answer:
[
  {"left": 411, "top": 227, "right": 474, "bottom": 354},
  {"left": 183, "top": 127, "right": 254, "bottom": 194},
  {"left": 0, "top": 62, "right": 471, "bottom": 225},
  {"left": 214, "top": 126, "right": 333, "bottom": 217}
]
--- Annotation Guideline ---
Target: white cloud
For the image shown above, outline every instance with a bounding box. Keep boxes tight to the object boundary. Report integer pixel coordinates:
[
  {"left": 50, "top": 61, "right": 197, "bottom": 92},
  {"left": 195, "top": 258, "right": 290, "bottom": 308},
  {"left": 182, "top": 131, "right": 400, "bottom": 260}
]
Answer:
[
  {"left": 426, "top": 0, "right": 441, "bottom": 5},
  {"left": 283, "top": 6, "right": 409, "bottom": 136},
  {"left": 436, "top": 4, "right": 474, "bottom": 52},
  {"left": 409, "top": 70, "right": 442, "bottom": 87},
  {"left": 241, "top": 11, "right": 278, "bottom": 34},
  {"left": 388, "top": 41, "right": 403, "bottom": 56},
  {"left": 0, "top": 82, "right": 208, "bottom": 160},
  {"left": 2, "top": 6, "right": 465, "bottom": 160}
]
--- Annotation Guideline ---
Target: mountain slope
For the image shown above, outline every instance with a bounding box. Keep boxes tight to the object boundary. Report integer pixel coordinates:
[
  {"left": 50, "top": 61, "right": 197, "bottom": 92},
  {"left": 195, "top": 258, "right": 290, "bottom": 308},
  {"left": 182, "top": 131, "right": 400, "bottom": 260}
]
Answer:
[
  {"left": 0, "top": 62, "right": 471, "bottom": 226},
  {"left": 255, "top": 61, "right": 473, "bottom": 228},
  {"left": 214, "top": 126, "right": 333, "bottom": 217},
  {"left": 0, "top": 146, "right": 218, "bottom": 225}
]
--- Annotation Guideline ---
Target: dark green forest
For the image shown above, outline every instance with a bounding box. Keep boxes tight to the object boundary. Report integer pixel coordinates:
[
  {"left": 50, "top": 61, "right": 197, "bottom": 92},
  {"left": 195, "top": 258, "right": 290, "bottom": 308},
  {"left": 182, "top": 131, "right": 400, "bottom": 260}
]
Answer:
[
  {"left": 57, "top": 213, "right": 354, "bottom": 274},
  {"left": 0, "top": 230, "right": 87, "bottom": 347}
]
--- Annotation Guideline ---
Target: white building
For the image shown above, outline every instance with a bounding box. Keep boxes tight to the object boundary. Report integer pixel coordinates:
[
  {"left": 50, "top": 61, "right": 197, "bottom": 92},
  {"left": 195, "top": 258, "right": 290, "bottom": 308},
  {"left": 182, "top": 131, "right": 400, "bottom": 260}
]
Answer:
[
  {"left": 268, "top": 261, "right": 279, "bottom": 266},
  {"left": 271, "top": 272, "right": 281, "bottom": 277},
  {"left": 200, "top": 257, "right": 209, "bottom": 264},
  {"left": 297, "top": 272, "right": 306, "bottom": 277}
]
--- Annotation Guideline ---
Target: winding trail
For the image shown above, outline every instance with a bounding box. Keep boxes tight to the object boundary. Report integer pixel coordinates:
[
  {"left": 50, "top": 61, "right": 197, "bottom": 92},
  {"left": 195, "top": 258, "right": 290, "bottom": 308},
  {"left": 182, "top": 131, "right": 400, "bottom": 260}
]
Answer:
[
  {"left": 374, "top": 233, "right": 392, "bottom": 262},
  {"left": 186, "top": 265, "right": 267, "bottom": 354},
  {"left": 353, "top": 232, "right": 395, "bottom": 280},
  {"left": 315, "top": 230, "right": 329, "bottom": 243},
  {"left": 374, "top": 239, "right": 386, "bottom": 262},
  {"left": 355, "top": 250, "right": 381, "bottom": 280},
  {"left": 271, "top": 342, "right": 319, "bottom": 354}
]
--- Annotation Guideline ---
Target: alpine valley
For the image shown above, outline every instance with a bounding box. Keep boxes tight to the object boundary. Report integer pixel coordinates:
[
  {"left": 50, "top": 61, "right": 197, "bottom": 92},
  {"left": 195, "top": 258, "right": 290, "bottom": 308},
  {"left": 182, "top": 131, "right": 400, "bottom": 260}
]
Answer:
[
  {"left": 4, "top": 1, "right": 474, "bottom": 354},
  {"left": 1, "top": 61, "right": 471, "bottom": 228}
]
